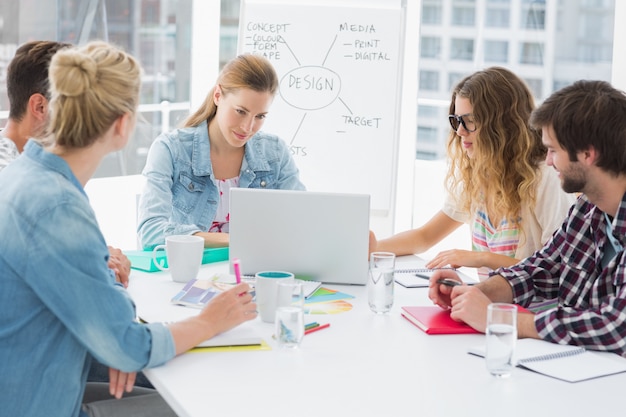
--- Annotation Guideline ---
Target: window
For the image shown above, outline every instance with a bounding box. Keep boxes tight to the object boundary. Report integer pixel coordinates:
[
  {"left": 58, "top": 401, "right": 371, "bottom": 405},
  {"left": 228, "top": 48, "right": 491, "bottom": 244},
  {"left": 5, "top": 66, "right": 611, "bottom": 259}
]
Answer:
[
  {"left": 0, "top": 0, "right": 193, "bottom": 178},
  {"left": 553, "top": 79, "right": 571, "bottom": 92},
  {"left": 418, "top": 105, "right": 441, "bottom": 119},
  {"left": 578, "top": 44, "right": 611, "bottom": 63},
  {"left": 484, "top": 40, "right": 509, "bottom": 63},
  {"left": 523, "top": 78, "right": 543, "bottom": 98},
  {"left": 450, "top": 39, "right": 474, "bottom": 61},
  {"left": 582, "top": 0, "right": 610, "bottom": 6},
  {"left": 416, "top": 150, "right": 438, "bottom": 160},
  {"left": 422, "top": 3, "right": 443, "bottom": 25},
  {"left": 486, "top": 7, "right": 510, "bottom": 28},
  {"left": 452, "top": 6, "right": 475, "bottom": 27},
  {"left": 420, "top": 36, "right": 441, "bottom": 59},
  {"left": 419, "top": 70, "right": 440, "bottom": 92},
  {"left": 417, "top": 126, "right": 439, "bottom": 144},
  {"left": 521, "top": 1, "right": 546, "bottom": 30},
  {"left": 519, "top": 42, "right": 543, "bottom": 65},
  {"left": 448, "top": 72, "right": 468, "bottom": 92}
]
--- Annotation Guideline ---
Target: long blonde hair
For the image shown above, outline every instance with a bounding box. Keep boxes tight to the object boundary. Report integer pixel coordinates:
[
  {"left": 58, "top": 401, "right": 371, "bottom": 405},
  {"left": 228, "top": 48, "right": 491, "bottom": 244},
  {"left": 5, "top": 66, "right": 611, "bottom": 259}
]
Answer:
[
  {"left": 183, "top": 53, "right": 278, "bottom": 127},
  {"left": 47, "top": 41, "right": 141, "bottom": 148},
  {"left": 445, "top": 67, "right": 546, "bottom": 226}
]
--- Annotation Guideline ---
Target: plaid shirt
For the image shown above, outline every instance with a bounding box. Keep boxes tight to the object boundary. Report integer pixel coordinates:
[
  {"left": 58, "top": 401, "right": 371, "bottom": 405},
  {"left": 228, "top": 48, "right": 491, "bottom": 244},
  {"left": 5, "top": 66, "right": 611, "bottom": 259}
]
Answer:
[{"left": 496, "top": 192, "right": 626, "bottom": 355}]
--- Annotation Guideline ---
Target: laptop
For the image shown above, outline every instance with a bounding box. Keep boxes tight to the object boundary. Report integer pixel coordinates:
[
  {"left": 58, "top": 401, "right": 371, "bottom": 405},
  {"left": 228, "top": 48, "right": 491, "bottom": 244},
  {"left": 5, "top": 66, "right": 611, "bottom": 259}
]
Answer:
[{"left": 229, "top": 188, "right": 370, "bottom": 285}]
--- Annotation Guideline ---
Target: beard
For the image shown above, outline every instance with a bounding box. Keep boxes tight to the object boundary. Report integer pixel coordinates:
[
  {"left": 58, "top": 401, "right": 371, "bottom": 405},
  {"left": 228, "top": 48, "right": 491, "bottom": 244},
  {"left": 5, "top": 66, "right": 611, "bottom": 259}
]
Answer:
[{"left": 559, "top": 164, "right": 586, "bottom": 194}]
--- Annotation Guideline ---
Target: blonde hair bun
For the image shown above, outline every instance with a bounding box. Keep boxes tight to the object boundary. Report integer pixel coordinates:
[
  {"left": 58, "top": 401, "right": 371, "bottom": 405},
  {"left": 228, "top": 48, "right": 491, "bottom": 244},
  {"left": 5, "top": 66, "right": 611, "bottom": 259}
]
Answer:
[
  {"left": 46, "top": 40, "right": 141, "bottom": 148},
  {"left": 49, "top": 48, "right": 97, "bottom": 98}
]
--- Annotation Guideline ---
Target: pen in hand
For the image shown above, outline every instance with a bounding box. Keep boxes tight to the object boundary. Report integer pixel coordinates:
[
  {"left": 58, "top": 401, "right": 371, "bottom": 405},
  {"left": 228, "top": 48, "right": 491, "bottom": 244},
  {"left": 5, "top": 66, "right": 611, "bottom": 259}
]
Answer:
[
  {"left": 233, "top": 258, "right": 242, "bottom": 284},
  {"left": 436, "top": 278, "right": 462, "bottom": 287}
]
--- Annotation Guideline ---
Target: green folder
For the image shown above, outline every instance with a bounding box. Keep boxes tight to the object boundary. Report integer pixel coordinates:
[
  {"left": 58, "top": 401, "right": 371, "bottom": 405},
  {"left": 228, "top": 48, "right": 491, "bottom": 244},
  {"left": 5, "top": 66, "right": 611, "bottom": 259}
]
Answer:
[{"left": 124, "top": 247, "right": 229, "bottom": 272}]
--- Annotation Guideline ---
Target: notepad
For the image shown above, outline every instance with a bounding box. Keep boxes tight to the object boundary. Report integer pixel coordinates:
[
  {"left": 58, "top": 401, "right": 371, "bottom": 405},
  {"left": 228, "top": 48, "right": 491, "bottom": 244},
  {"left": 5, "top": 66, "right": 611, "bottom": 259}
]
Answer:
[
  {"left": 394, "top": 258, "right": 478, "bottom": 288},
  {"left": 195, "top": 323, "right": 265, "bottom": 349},
  {"left": 401, "top": 306, "right": 480, "bottom": 334},
  {"left": 468, "top": 338, "right": 626, "bottom": 383}
]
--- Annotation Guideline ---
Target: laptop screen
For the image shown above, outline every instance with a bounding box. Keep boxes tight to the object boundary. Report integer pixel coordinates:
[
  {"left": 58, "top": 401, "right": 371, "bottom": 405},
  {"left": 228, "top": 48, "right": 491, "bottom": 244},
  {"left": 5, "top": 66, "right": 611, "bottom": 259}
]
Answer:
[{"left": 229, "top": 188, "right": 370, "bottom": 285}]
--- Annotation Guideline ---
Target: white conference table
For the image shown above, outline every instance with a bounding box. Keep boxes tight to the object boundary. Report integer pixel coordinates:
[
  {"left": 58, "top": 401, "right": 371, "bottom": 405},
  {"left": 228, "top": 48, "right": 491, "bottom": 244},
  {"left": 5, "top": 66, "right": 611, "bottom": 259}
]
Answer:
[{"left": 127, "top": 258, "right": 625, "bottom": 417}]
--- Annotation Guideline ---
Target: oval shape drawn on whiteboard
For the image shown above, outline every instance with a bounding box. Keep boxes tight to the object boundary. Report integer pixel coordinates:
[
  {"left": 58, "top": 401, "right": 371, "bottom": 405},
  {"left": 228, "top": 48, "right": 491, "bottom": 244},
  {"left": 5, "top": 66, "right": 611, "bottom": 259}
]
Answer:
[{"left": 279, "top": 65, "right": 342, "bottom": 111}]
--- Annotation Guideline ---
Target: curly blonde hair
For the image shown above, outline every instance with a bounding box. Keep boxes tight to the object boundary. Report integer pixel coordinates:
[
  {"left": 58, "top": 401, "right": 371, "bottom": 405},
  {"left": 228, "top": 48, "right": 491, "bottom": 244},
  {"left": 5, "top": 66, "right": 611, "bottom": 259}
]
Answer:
[{"left": 445, "top": 67, "right": 546, "bottom": 227}]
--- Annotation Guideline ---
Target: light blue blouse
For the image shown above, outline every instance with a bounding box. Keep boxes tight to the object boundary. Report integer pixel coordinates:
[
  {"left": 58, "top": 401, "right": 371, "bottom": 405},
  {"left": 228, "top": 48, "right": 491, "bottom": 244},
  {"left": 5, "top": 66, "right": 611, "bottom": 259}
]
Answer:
[
  {"left": 0, "top": 140, "right": 174, "bottom": 417},
  {"left": 137, "top": 121, "right": 305, "bottom": 249}
]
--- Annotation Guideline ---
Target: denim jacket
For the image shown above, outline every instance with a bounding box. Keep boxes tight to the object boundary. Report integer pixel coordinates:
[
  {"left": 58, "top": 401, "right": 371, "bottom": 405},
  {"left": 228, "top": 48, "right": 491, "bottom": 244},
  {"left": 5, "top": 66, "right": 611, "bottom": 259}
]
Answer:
[
  {"left": 0, "top": 141, "right": 174, "bottom": 417},
  {"left": 137, "top": 121, "right": 305, "bottom": 249}
]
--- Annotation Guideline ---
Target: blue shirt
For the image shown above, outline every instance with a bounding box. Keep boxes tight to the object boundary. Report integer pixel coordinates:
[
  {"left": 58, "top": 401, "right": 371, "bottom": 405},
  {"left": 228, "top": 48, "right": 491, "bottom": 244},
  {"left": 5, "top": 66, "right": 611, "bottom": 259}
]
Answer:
[
  {"left": 0, "top": 140, "right": 175, "bottom": 417},
  {"left": 137, "top": 121, "right": 306, "bottom": 249}
]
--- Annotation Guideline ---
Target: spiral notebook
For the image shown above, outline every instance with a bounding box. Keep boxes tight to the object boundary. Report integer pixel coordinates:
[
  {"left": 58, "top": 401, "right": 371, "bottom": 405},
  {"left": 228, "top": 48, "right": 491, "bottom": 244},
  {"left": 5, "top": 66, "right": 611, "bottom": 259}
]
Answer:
[
  {"left": 394, "top": 256, "right": 478, "bottom": 288},
  {"left": 468, "top": 338, "right": 626, "bottom": 382}
]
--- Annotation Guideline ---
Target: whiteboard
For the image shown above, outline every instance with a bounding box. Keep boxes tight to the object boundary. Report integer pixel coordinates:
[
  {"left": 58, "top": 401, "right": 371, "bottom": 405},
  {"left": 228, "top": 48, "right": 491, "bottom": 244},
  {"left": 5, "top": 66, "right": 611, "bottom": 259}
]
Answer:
[{"left": 238, "top": 1, "right": 406, "bottom": 211}]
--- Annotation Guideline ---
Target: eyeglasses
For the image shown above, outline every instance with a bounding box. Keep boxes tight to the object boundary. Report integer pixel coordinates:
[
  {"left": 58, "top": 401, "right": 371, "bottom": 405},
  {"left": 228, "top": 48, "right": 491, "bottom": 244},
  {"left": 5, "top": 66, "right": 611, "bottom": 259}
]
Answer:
[{"left": 448, "top": 113, "right": 476, "bottom": 133}]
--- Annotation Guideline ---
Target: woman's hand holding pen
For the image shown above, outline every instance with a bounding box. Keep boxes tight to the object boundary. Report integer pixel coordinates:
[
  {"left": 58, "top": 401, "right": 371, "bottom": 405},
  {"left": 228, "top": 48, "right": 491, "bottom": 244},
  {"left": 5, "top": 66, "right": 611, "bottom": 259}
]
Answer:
[{"left": 169, "top": 283, "right": 257, "bottom": 355}]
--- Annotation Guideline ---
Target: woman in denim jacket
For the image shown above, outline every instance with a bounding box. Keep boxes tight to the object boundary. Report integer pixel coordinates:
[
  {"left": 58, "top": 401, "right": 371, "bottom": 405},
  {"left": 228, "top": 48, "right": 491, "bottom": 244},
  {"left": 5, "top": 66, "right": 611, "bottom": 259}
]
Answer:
[{"left": 138, "top": 54, "right": 305, "bottom": 249}]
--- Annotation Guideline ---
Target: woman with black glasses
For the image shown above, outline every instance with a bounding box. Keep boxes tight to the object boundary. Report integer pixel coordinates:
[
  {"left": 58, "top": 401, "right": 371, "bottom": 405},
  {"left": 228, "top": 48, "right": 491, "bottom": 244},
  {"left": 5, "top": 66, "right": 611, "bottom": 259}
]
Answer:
[{"left": 371, "top": 67, "right": 575, "bottom": 282}]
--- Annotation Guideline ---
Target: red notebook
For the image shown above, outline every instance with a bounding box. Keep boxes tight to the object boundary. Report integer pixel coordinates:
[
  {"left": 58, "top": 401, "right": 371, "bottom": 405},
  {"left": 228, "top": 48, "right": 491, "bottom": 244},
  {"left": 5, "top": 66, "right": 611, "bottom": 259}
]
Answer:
[
  {"left": 402, "top": 305, "right": 532, "bottom": 335},
  {"left": 401, "top": 306, "right": 479, "bottom": 335}
]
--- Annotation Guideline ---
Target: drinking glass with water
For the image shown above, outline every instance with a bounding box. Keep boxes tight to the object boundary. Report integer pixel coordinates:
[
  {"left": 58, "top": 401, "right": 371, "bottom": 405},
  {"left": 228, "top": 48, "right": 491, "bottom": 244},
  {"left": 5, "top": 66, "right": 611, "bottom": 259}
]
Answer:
[
  {"left": 275, "top": 281, "right": 305, "bottom": 348},
  {"left": 485, "top": 303, "right": 518, "bottom": 377},
  {"left": 367, "top": 252, "right": 395, "bottom": 314}
]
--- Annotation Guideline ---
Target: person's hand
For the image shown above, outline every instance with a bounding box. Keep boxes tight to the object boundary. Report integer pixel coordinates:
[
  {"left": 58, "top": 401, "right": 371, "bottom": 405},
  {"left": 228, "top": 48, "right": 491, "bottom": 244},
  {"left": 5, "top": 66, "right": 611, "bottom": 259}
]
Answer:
[
  {"left": 193, "top": 231, "right": 229, "bottom": 248},
  {"left": 428, "top": 269, "right": 463, "bottom": 309},
  {"left": 198, "top": 283, "right": 257, "bottom": 335},
  {"left": 108, "top": 368, "right": 137, "bottom": 399},
  {"left": 448, "top": 285, "right": 492, "bottom": 332},
  {"left": 426, "top": 249, "right": 480, "bottom": 269},
  {"left": 368, "top": 230, "right": 378, "bottom": 256},
  {"left": 108, "top": 246, "right": 131, "bottom": 288}
]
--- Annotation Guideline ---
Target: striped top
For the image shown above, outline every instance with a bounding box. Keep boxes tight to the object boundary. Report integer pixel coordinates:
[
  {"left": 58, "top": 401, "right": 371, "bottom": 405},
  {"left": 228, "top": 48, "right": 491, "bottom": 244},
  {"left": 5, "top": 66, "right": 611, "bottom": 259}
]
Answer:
[
  {"left": 442, "top": 163, "right": 576, "bottom": 281},
  {"left": 472, "top": 209, "right": 520, "bottom": 280}
]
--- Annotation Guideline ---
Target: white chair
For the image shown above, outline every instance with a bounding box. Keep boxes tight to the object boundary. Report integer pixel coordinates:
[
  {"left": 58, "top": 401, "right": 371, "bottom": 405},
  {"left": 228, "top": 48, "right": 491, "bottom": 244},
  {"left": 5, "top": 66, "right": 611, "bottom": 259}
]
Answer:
[{"left": 84, "top": 174, "right": 146, "bottom": 250}]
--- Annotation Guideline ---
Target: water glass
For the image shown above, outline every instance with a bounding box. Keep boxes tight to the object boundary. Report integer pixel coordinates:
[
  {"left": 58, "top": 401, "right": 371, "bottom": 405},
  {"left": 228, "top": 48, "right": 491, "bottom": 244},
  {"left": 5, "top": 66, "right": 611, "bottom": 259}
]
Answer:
[
  {"left": 367, "top": 252, "right": 395, "bottom": 314},
  {"left": 485, "top": 303, "right": 518, "bottom": 378},
  {"left": 275, "top": 281, "right": 305, "bottom": 349}
]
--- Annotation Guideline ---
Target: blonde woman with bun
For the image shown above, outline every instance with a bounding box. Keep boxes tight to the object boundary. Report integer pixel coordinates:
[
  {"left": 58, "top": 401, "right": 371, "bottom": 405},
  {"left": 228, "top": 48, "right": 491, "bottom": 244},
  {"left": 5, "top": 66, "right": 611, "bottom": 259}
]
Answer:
[{"left": 0, "top": 41, "right": 256, "bottom": 417}]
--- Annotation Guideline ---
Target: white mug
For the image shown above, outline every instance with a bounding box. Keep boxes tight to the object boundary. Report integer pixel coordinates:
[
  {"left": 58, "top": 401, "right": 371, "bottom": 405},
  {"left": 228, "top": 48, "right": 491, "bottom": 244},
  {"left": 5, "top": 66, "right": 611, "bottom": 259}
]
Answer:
[
  {"left": 255, "top": 271, "right": 294, "bottom": 323},
  {"left": 152, "top": 235, "right": 204, "bottom": 283}
]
